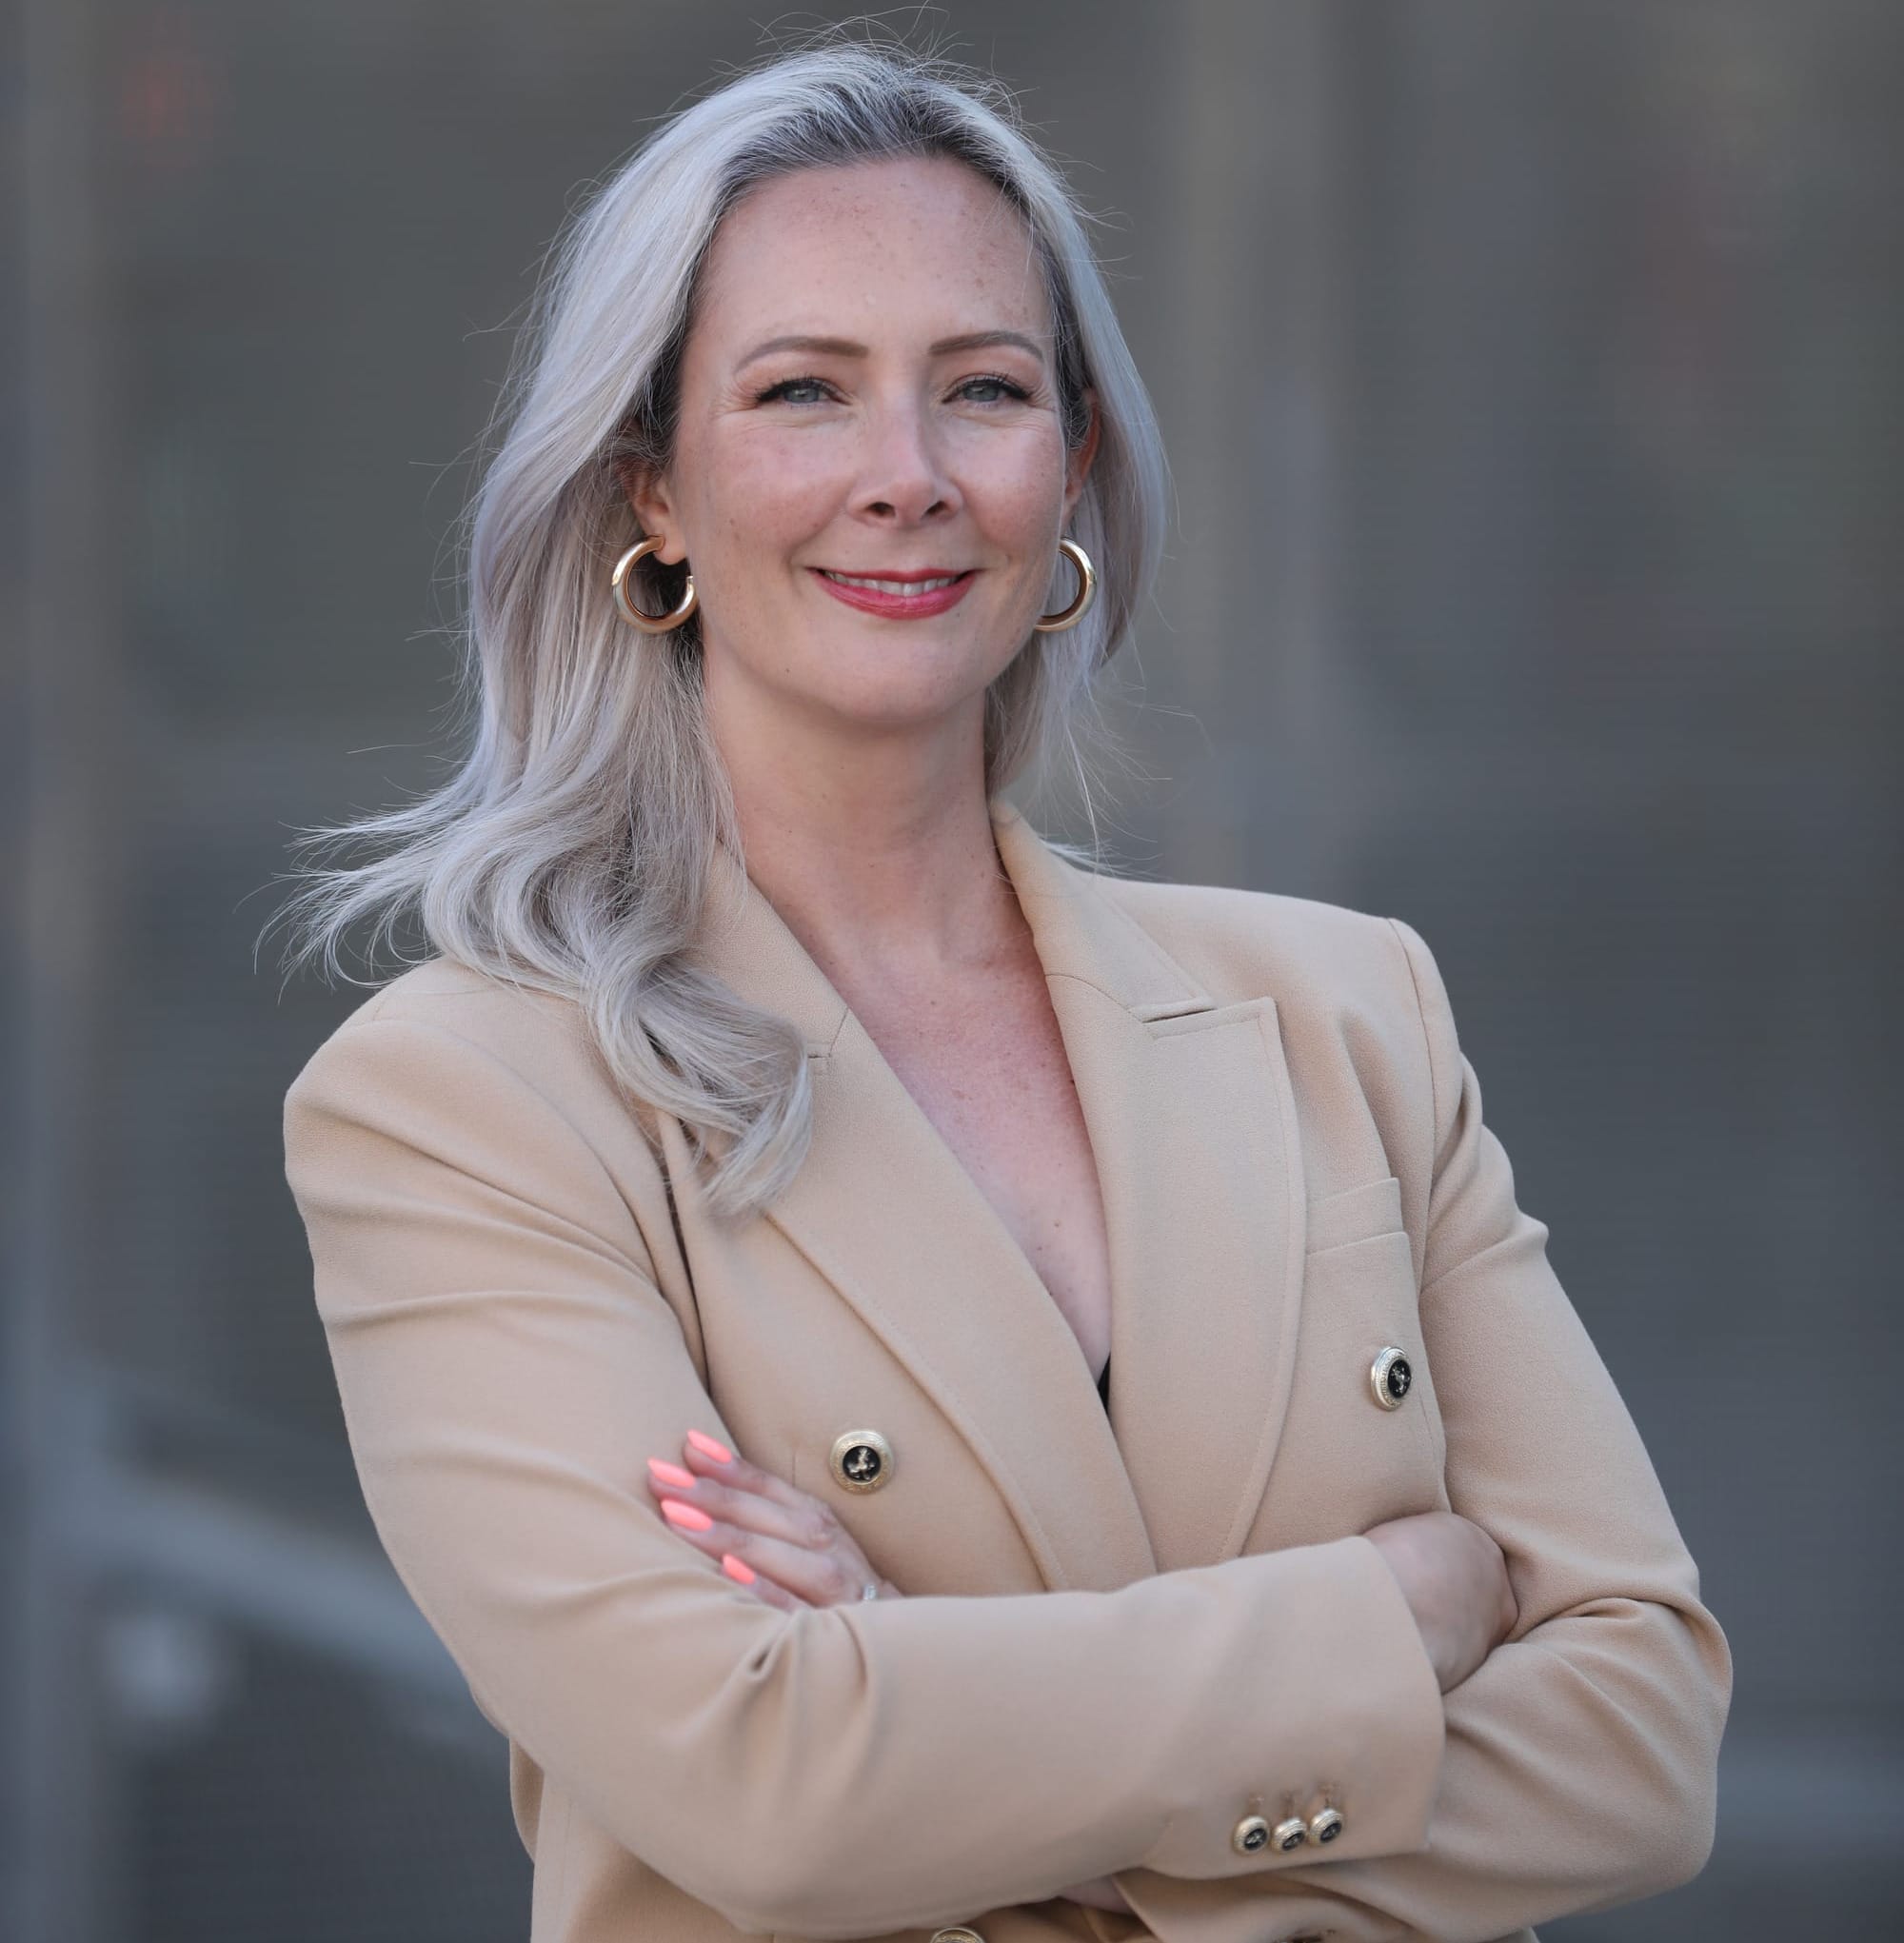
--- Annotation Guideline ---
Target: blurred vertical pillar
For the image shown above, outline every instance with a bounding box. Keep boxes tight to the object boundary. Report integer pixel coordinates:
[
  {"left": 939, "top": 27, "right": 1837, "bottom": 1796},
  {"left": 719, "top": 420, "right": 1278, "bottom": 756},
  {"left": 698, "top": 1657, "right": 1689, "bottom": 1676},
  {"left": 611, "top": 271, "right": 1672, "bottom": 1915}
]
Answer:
[
  {"left": 1157, "top": 0, "right": 1357, "bottom": 892},
  {"left": 11, "top": 0, "right": 126, "bottom": 1934}
]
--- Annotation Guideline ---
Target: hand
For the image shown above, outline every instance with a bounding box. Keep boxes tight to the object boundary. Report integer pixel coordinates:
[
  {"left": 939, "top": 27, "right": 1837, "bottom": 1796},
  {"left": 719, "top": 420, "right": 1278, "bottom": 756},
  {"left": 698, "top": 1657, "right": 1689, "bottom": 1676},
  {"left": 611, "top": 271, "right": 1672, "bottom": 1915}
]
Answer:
[
  {"left": 1362, "top": 1510, "right": 1518, "bottom": 1693},
  {"left": 644, "top": 1428, "right": 901, "bottom": 1613},
  {"left": 650, "top": 1431, "right": 1130, "bottom": 1913}
]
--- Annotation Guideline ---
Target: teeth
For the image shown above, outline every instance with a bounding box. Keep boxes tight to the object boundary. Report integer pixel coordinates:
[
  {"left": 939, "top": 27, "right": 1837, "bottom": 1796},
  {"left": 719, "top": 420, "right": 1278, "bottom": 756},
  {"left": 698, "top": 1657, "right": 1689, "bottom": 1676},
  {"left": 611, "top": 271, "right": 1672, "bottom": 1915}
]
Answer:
[{"left": 823, "top": 571, "right": 962, "bottom": 595}]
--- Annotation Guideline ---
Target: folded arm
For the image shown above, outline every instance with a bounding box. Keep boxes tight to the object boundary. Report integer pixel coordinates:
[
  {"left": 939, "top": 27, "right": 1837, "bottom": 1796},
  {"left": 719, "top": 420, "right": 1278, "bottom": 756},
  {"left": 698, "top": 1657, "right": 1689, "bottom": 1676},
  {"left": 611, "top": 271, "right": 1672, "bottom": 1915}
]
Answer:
[
  {"left": 1107, "top": 919, "right": 1734, "bottom": 1943},
  {"left": 285, "top": 1008, "right": 1448, "bottom": 1940}
]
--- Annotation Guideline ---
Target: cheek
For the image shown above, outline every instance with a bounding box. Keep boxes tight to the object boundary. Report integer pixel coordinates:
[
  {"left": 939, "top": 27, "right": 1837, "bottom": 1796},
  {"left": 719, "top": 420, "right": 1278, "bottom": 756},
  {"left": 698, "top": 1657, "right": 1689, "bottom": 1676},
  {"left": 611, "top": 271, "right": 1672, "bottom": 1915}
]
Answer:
[
  {"left": 962, "top": 429, "right": 1069, "bottom": 533},
  {"left": 689, "top": 433, "right": 836, "bottom": 570},
  {"left": 676, "top": 434, "right": 880, "bottom": 710}
]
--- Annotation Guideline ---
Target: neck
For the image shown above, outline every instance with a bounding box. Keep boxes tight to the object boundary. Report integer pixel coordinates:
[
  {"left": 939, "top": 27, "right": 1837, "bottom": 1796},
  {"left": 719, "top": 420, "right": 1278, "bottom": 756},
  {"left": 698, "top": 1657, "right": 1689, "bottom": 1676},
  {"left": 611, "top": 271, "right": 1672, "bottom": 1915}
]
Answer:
[{"left": 704, "top": 675, "right": 1021, "bottom": 977}]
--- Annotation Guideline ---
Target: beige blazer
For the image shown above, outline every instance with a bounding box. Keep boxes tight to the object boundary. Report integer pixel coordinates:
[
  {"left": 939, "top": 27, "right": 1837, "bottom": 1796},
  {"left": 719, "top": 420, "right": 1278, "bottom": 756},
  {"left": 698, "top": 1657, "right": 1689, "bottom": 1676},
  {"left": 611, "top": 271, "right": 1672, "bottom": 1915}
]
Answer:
[{"left": 283, "top": 803, "right": 1730, "bottom": 1943}]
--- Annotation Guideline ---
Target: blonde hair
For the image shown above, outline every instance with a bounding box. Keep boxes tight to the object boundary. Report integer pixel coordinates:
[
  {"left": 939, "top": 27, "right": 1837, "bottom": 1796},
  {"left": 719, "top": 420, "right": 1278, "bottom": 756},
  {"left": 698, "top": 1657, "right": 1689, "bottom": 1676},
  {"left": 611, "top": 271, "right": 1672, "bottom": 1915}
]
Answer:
[{"left": 265, "top": 30, "right": 1170, "bottom": 1218}]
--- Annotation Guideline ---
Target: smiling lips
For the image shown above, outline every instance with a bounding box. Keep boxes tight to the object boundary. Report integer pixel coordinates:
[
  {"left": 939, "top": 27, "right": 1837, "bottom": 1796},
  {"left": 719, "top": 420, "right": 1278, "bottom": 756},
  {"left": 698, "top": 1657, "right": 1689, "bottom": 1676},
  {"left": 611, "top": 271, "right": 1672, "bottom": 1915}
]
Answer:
[{"left": 813, "top": 565, "right": 976, "bottom": 620}]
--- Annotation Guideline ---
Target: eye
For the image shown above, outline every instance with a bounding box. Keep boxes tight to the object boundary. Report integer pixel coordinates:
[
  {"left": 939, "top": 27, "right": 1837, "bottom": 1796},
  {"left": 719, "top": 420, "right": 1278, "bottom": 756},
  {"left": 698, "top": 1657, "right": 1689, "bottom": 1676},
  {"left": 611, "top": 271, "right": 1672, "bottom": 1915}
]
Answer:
[
  {"left": 753, "top": 374, "right": 833, "bottom": 406},
  {"left": 956, "top": 372, "right": 1033, "bottom": 404}
]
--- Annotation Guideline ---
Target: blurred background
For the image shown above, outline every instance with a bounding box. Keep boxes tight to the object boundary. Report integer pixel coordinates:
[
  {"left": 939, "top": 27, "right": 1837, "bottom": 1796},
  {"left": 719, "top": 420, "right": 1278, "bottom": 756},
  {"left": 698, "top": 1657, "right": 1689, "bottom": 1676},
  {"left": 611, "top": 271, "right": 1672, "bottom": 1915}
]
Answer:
[{"left": 7, "top": 1, "right": 1899, "bottom": 1937}]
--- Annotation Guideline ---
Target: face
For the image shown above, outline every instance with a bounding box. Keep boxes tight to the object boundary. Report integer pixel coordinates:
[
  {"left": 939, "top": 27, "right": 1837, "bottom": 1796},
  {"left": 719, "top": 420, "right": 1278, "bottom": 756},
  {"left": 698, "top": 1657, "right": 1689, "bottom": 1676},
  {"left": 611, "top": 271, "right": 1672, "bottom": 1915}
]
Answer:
[{"left": 621, "top": 153, "right": 1099, "bottom": 746}]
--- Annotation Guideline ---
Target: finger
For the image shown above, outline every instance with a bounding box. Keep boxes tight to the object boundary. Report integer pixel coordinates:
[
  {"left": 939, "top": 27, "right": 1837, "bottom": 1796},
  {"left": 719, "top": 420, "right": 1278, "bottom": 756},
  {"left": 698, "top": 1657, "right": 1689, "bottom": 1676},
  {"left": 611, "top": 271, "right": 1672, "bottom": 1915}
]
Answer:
[
  {"left": 656, "top": 1445, "right": 859, "bottom": 1563},
  {"left": 678, "top": 1434, "right": 826, "bottom": 1524},
  {"left": 719, "top": 1551, "right": 807, "bottom": 1614},
  {"left": 654, "top": 1495, "right": 880, "bottom": 1611},
  {"left": 645, "top": 1462, "right": 830, "bottom": 1553}
]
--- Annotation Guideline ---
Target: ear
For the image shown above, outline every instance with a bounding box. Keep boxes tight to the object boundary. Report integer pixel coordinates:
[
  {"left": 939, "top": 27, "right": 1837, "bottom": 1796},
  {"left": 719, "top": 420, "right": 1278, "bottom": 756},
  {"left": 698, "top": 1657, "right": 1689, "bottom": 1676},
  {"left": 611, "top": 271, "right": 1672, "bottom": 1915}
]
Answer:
[
  {"left": 1061, "top": 387, "right": 1102, "bottom": 525},
  {"left": 612, "top": 457, "right": 688, "bottom": 566}
]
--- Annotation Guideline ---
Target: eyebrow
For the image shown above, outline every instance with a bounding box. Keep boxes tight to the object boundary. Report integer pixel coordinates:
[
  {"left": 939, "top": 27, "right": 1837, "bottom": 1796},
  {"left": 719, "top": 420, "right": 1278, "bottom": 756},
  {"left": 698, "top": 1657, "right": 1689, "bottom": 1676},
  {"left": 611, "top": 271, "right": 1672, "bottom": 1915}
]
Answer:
[{"left": 735, "top": 328, "right": 1048, "bottom": 372}]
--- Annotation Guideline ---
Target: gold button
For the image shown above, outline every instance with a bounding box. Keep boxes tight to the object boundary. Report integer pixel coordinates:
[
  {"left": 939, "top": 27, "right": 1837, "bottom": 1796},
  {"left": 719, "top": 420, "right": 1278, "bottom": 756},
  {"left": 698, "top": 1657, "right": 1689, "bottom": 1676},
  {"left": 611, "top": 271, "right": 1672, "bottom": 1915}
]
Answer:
[
  {"left": 1369, "top": 1346, "right": 1413, "bottom": 1410},
  {"left": 929, "top": 1931, "right": 983, "bottom": 1943},
  {"left": 829, "top": 1428, "right": 895, "bottom": 1493},
  {"left": 1271, "top": 1814, "right": 1309, "bottom": 1851},
  {"left": 1308, "top": 1805, "right": 1345, "bottom": 1845},
  {"left": 1230, "top": 1814, "right": 1271, "bottom": 1854}
]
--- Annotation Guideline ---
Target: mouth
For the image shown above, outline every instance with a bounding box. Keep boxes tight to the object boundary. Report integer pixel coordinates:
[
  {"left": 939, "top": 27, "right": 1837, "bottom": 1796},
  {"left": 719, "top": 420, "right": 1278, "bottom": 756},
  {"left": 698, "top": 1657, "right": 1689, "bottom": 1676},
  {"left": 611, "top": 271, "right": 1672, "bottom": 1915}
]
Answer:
[
  {"left": 818, "top": 569, "right": 969, "bottom": 593},
  {"left": 811, "top": 566, "right": 976, "bottom": 620}
]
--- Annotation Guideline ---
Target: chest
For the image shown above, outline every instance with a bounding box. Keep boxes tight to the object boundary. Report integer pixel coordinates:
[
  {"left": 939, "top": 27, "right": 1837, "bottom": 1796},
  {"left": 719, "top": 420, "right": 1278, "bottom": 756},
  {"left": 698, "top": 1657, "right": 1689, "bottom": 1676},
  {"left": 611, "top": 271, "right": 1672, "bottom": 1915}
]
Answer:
[
  {"left": 840, "top": 959, "right": 1115, "bottom": 1380},
  {"left": 636, "top": 978, "right": 1449, "bottom": 1596}
]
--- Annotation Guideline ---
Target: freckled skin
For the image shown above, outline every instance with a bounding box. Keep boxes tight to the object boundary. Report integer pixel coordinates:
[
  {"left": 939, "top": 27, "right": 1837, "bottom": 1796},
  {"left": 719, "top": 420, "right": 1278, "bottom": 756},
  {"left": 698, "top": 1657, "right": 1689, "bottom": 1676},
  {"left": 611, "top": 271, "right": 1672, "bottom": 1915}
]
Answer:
[
  {"left": 837, "top": 935, "right": 1114, "bottom": 1381},
  {"left": 620, "top": 152, "right": 1114, "bottom": 1382},
  {"left": 618, "top": 172, "right": 1524, "bottom": 1918},
  {"left": 635, "top": 155, "right": 1080, "bottom": 729}
]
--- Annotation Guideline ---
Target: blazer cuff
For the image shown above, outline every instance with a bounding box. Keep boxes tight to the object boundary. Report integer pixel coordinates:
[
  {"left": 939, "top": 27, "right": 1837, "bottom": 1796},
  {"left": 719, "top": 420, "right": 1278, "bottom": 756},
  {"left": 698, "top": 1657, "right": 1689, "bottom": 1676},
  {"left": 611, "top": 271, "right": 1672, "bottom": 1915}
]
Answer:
[
  {"left": 1107, "top": 1870, "right": 1410, "bottom": 1943},
  {"left": 1131, "top": 1534, "right": 1444, "bottom": 1882}
]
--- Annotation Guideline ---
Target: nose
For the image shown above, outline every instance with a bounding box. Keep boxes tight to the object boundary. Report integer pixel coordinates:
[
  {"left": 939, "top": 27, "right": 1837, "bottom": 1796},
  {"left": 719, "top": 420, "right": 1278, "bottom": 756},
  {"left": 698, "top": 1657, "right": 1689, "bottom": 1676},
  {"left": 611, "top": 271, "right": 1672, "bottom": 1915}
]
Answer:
[{"left": 851, "top": 398, "right": 961, "bottom": 526}]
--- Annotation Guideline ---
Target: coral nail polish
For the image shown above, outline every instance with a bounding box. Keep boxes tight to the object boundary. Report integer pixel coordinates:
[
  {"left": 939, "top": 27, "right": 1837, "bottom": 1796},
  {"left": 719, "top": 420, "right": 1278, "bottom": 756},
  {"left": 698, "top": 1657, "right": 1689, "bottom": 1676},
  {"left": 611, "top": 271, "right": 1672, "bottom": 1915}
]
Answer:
[
  {"left": 686, "top": 1429, "right": 734, "bottom": 1463},
  {"left": 647, "top": 1457, "right": 696, "bottom": 1489},
  {"left": 659, "top": 1497, "right": 713, "bottom": 1532},
  {"left": 721, "top": 1554, "right": 756, "bottom": 1585}
]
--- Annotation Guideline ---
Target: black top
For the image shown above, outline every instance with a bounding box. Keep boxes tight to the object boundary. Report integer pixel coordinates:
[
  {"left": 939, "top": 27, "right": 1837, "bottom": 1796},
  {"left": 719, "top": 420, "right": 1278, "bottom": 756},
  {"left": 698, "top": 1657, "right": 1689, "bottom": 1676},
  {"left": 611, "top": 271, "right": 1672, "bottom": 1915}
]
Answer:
[{"left": 1096, "top": 1355, "right": 1111, "bottom": 1409}]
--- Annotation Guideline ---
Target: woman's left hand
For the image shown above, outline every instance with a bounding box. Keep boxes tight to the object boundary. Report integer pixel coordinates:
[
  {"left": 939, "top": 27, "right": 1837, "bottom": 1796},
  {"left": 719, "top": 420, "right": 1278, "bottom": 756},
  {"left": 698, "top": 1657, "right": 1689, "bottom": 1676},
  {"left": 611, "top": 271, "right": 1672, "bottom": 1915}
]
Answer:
[
  {"left": 644, "top": 1428, "right": 902, "bottom": 1612},
  {"left": 645, "top": 1429, "right": 1133, "bottom": 1918}
]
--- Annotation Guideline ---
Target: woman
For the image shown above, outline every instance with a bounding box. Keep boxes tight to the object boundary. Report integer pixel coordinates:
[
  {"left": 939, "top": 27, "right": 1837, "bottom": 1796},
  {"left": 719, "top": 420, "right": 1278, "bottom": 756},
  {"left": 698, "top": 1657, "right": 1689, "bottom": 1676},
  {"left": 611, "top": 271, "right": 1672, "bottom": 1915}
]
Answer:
[{"left": 275, "top": 36, "right": 1730, "bottom": 1943}]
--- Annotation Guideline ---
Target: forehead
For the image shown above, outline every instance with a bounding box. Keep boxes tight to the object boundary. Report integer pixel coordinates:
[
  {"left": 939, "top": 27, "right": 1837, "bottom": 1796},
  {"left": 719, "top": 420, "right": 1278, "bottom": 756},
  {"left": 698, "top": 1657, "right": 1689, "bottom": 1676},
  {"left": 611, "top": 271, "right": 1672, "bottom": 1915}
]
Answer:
[{"left": 692, "top": 153, "right": 1050, "bottom": 348}]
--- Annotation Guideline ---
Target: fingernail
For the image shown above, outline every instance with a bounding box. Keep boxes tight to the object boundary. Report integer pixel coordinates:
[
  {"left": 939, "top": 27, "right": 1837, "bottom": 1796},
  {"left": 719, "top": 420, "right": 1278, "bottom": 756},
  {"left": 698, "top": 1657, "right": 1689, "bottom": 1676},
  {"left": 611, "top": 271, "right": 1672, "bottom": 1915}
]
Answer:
[
  {"left": 686, "top": 1429, "right": 734, "bottom": 1463},
  {"left": 721, "top": 1553, "right": 756, "bottom": 1585},
  {"left": 647, "top": 1457, "right": 696, "bottom": 1489},
  {"left": 659, "top": 1497, "right": 713, "bottom": 1532}
]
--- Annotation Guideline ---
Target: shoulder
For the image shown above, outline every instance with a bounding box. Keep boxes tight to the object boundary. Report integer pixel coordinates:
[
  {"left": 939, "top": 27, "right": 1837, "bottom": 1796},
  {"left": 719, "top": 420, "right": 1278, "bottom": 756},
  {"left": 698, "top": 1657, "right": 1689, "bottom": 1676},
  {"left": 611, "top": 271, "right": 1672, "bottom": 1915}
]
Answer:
[
  {"left": 1087, "top": 868, "right": 1431, "bottom": 1022},
  {"left": 283, "top": 956, "right": 618, "bottom": 1133},
  {"left": 1081, "top": 865, "right": 1461, "bottom": 1170},
  {"left": 280, "top": 959, "right": 673, "bottom": 1292},
  {"left": 314, "top": 955, "right": 585, "bottom": 1039}
]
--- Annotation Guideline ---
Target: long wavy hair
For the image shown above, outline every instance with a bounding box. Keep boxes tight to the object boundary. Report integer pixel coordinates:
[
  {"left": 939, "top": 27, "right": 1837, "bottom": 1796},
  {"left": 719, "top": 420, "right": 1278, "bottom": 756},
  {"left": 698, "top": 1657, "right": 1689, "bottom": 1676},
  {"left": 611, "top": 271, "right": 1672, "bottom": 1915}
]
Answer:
[{"left": 266, "top": 31, "right": 1170, "bottom": 1219}]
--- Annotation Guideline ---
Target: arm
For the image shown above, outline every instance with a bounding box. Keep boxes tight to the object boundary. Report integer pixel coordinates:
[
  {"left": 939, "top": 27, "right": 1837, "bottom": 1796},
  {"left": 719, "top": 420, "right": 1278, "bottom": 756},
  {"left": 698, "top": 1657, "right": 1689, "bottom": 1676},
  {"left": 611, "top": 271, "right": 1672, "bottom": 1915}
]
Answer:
[
  {"left": 1106, "top": 919, "right": 1734, "bottom": 1943},
  {"left": 284, "top": 1010, "right": 1447, "bottom": 1941}
]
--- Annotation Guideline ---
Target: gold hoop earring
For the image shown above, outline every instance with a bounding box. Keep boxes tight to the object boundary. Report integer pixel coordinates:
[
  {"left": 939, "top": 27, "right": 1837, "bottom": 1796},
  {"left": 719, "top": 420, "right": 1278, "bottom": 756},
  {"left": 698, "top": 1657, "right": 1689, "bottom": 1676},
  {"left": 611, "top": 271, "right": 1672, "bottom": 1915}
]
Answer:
[
  {"left": 610, "top": 536, "right": 699, "bottom": 633},
  {"left": 1033, "top": 538, "right": 1097, "bottom": 633}
]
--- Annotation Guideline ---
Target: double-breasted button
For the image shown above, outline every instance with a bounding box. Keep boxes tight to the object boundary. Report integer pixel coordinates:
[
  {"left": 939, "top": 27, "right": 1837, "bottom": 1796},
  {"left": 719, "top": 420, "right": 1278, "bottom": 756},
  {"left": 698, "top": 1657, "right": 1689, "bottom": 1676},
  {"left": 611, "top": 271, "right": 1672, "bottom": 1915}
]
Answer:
[
  {"left": 1308, "top": 1805, "right": 1345, "bottom": 1845},
  {"left": 1270, "top": 1814, "right": 1309, "bottom": 1852},
  {"left": 929, "top": 1930, "right": 984, "bottom": 1943},
  {"left": 1231, "top": 1814, "right": 1271, "bottom": 1854},
  {"left": 1369, "top": 1346, "right": 1413, "bottom": 1410},
  {"left": 829, "top": 1428, "right": 895, "bottom": 1493}
]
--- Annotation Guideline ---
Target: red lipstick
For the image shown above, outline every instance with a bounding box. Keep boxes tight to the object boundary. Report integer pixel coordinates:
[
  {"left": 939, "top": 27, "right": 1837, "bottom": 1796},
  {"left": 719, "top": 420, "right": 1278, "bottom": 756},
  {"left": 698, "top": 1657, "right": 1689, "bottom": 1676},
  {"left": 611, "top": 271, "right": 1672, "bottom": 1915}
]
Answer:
[{"left": 810, "top": 566, "right": 975, "bottom": 620}]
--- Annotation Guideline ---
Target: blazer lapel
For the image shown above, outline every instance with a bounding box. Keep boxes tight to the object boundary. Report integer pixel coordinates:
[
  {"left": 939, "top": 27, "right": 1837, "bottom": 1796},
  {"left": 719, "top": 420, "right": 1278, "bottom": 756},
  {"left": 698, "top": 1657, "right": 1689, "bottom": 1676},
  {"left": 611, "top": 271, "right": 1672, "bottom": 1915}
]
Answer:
[
  {"left": 993, "top": 808, "right": 1312, "bottom": 1575},
  {"left": 691, "top": 807, "right": 1309, "bottom": 1592},
  {"left": 695, "top": 838, "right": 1158, "bottom": 1596}
]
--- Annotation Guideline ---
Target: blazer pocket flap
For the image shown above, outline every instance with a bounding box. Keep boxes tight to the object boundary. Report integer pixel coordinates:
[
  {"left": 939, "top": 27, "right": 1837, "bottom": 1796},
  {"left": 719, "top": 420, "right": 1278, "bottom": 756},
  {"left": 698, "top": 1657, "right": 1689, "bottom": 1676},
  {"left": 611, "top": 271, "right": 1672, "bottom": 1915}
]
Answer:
[{"left": 1306, "top": 1173, "right": 1405, "bottom": 1254}]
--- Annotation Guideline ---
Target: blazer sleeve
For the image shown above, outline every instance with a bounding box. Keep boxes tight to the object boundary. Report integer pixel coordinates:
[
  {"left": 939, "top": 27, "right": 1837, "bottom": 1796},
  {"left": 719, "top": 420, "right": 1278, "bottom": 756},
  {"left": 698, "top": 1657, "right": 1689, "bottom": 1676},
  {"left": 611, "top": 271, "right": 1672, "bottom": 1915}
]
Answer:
[
  {"left": 1106, "top": 917, "right": 1734, "bottom": 1943},
  {"left": 283, "top": 1007, "right": 1449, "bottom": 1941}
]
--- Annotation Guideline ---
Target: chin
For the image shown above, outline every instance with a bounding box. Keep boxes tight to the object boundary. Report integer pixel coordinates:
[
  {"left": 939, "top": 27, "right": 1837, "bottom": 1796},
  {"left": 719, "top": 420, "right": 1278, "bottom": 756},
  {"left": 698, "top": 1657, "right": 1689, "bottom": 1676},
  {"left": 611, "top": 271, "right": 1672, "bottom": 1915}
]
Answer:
[
  {"left": 778, "top": 639, "right": 1019, "bottom": 731},
  {"left": 803, "top": 681, "right": 996, "bottom": 739}
]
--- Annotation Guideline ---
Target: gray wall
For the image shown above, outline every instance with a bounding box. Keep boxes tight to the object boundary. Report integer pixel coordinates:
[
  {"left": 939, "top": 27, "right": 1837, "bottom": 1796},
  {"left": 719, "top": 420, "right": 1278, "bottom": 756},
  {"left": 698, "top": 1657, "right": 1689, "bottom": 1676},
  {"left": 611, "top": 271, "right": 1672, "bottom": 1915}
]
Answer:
[{"left": 8, "top": 1, "right": 1899, "bottom": 1936}]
